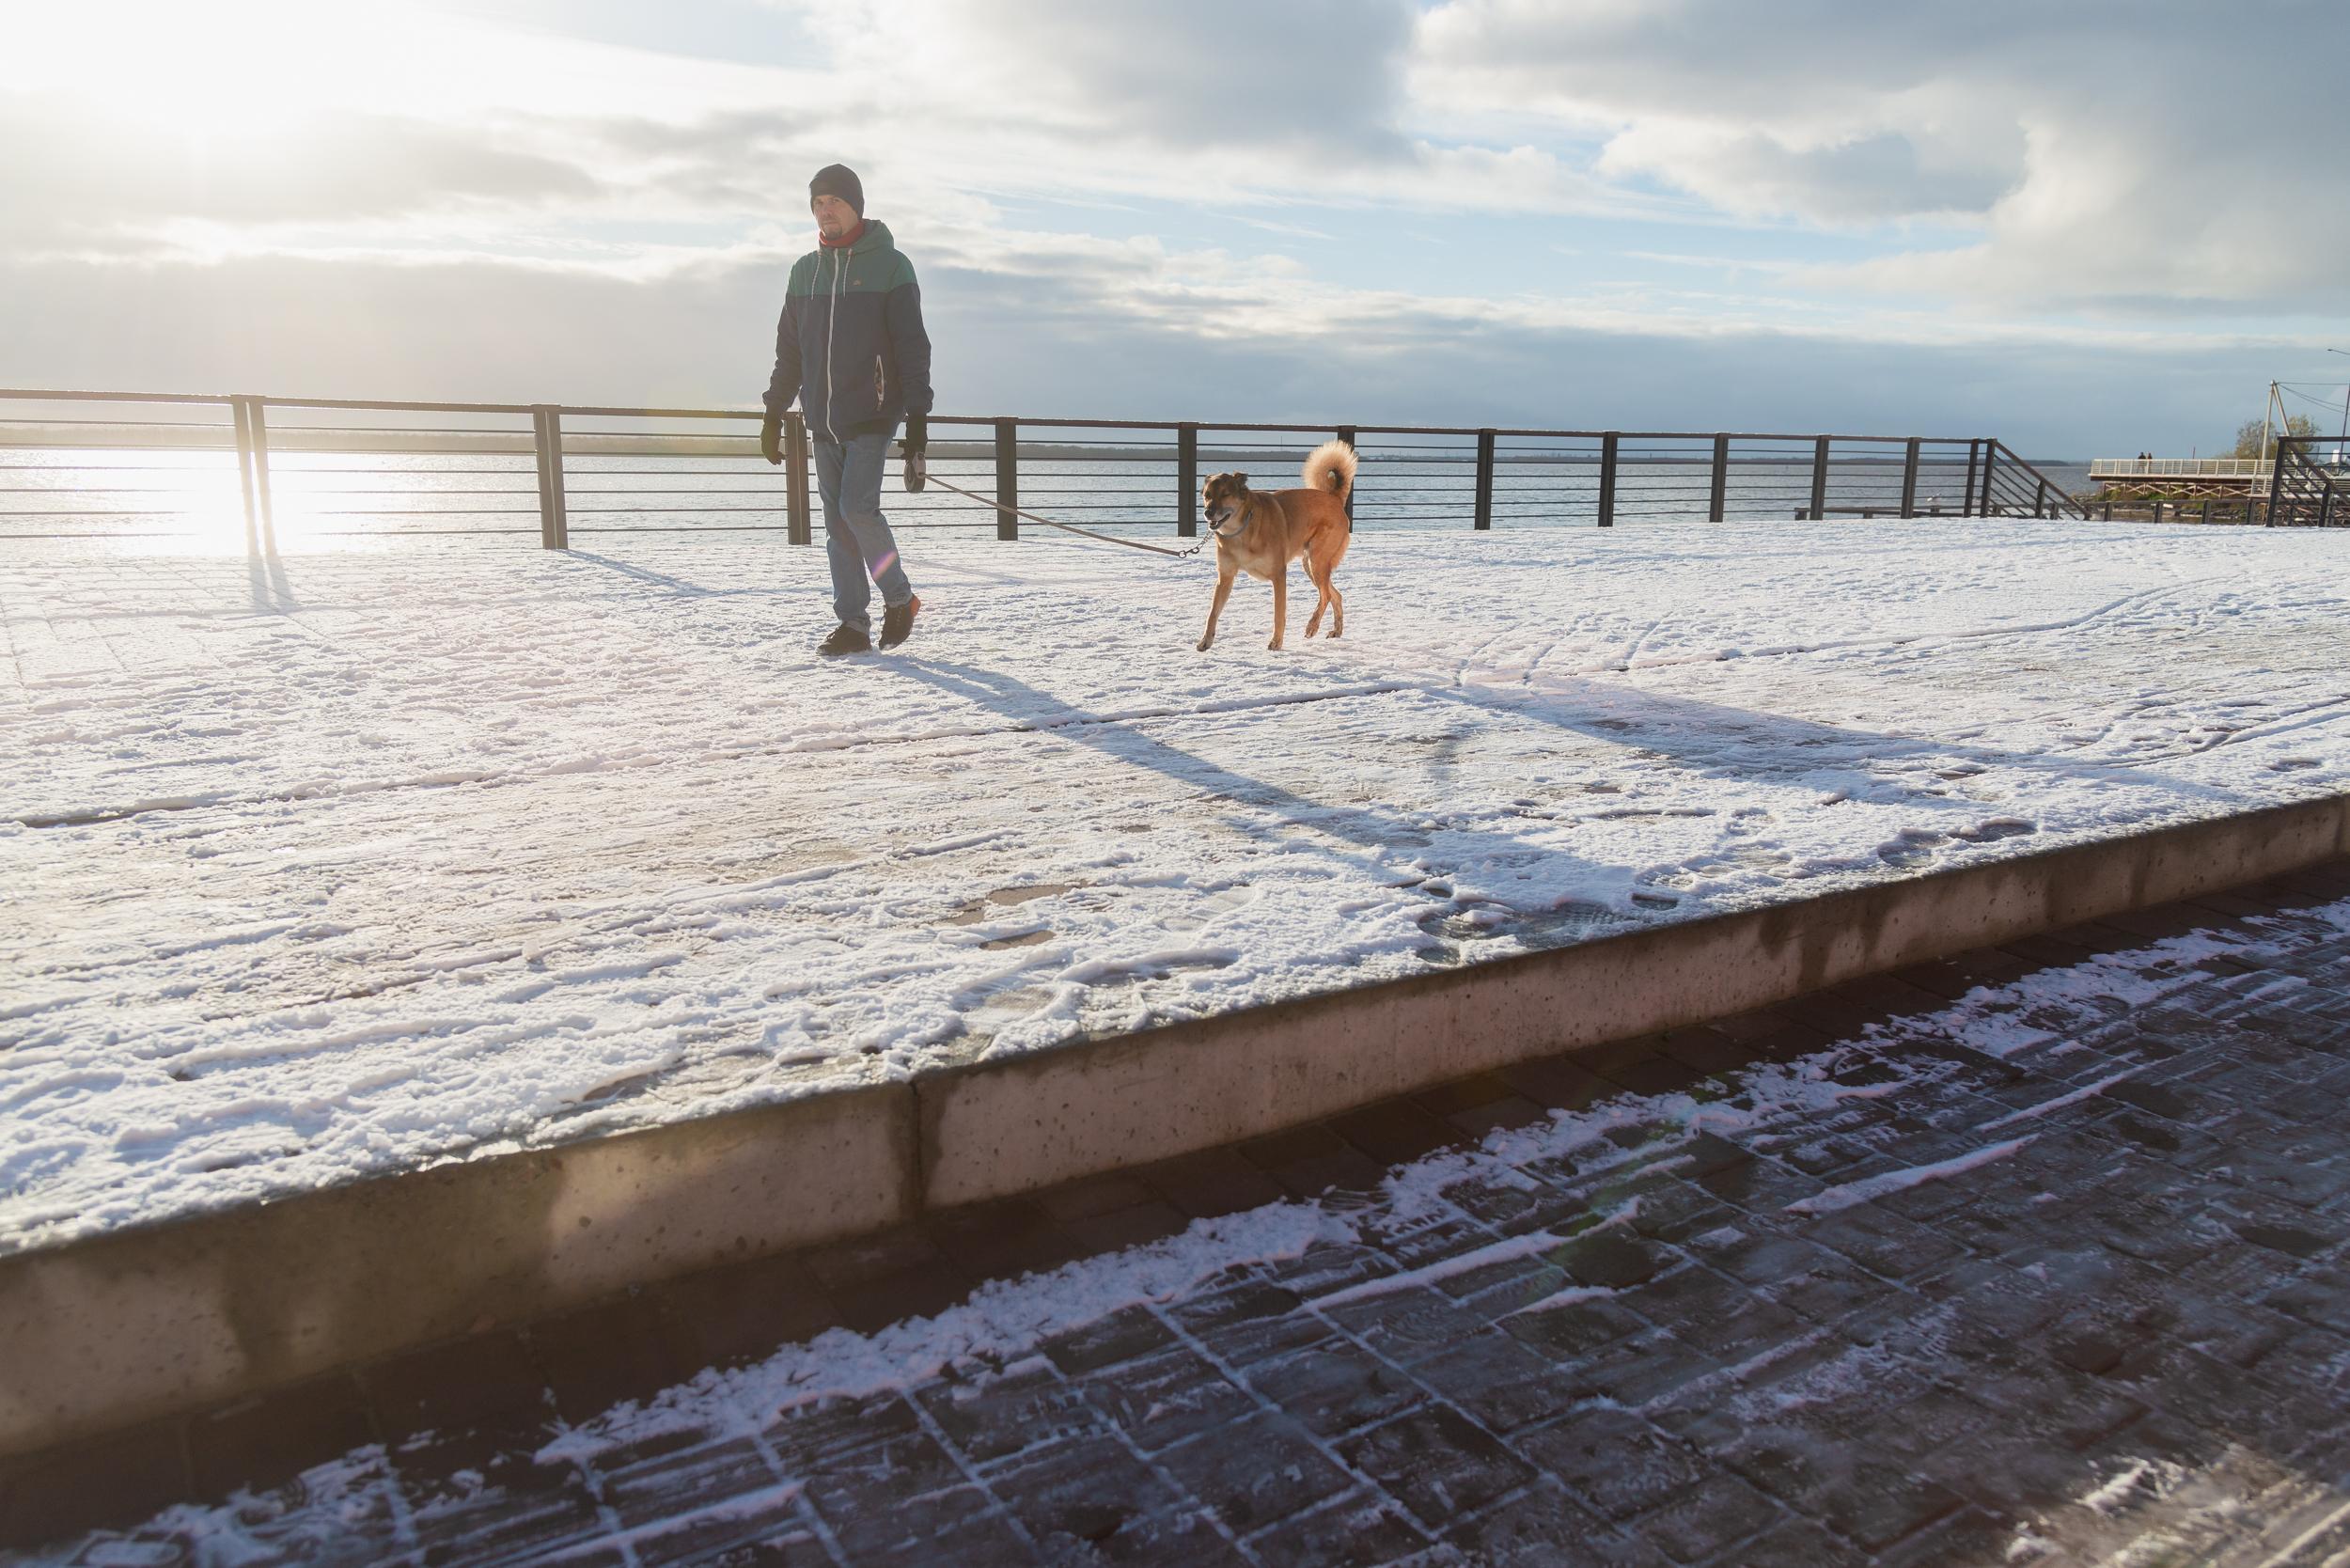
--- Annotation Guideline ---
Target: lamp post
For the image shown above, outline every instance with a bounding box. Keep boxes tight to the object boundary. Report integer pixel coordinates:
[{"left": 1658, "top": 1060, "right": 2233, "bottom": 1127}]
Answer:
[{"left": 2328, "top": 349, "right": 2350, "bottom": 467}]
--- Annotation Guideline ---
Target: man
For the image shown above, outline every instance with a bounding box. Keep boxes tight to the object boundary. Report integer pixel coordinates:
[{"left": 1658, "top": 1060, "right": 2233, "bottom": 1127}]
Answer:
[{"left": 760, "top": 164, "right": 932, "bottom": 655}]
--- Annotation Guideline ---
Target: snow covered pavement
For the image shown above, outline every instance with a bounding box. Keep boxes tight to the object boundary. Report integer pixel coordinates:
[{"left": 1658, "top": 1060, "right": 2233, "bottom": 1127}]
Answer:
[
  {"left": 5, "top": 518, "right": 2348, "bottom": 1249},
  {"left": 13, "top": 869, "right": 2350, "bottom": 1563}
]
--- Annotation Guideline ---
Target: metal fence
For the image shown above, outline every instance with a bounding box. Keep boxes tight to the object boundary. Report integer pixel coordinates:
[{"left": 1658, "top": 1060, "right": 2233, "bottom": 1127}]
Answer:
[
  {"left": 0, "top": 387, "right": 2092, "bottom": 549},
  {"left": 2267, "top": 437, "right": 2349, "bottom": 529}
]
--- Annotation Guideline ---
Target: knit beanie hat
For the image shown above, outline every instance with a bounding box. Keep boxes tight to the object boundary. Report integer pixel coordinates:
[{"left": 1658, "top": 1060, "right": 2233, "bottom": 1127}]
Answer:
[{"left": 808, "top": 164, "right": 865, "bottom": 217}]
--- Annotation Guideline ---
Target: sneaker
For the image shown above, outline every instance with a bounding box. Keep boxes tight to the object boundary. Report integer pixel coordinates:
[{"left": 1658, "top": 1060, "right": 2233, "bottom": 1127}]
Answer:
[
  {"left": 879, "top": 595, "right": 921, "bottom": 650},
  {"left": 817, "top": 622, "right": 871, "bottom": 657}
]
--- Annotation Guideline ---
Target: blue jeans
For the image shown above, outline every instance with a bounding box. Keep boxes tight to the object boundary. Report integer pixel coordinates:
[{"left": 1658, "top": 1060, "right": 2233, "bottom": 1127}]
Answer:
[{"left": 813, "top": 423, "right": 912, "bottom": 635}]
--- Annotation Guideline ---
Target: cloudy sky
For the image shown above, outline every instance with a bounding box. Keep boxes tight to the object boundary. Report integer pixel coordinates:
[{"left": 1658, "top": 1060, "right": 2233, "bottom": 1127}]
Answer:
[{"left": 6, "top": 0, "right": 2345, "bottom": 455}]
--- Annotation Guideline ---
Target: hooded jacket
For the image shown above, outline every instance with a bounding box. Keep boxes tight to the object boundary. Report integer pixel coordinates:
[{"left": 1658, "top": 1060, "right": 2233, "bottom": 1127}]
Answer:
[{"left": 761, "top": 220, "right": 934, "bottom": 442}]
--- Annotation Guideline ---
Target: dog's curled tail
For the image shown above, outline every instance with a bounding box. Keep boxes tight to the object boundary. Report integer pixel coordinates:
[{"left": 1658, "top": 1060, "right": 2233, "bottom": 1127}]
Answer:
[{"left": 1301, "top": 439, "right": 1357, "bottom": 503}]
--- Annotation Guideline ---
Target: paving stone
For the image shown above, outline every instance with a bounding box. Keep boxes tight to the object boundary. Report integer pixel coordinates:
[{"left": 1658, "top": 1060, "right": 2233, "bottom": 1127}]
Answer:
[
  {"left": 1247, "top": 1489, "right": 1444, "bottom": 1568},
  {"left": 1323, "top": 1286, "right": 1495, "bottom": 1369},
  {"left": 916, "top": 1358, "right": 1104, "bottom": 1468},
  {"left": 1137, "top": 1147, "right": 1292, "bottom": 1220},
  {"left": 1062, "top": 1200, "right": 1192, "bottom": 1255},
  {"left": 1721, "top": 1427, "right": 1965, "bottom": 1553},
  {"left": 1493, "top": 1288, "right": 1650, "bottom": 1360},
  {"left": 654, "top": 1250, "right": 848, "bottom": 1372},
  {"left": 766, "top": 1390, "right": 926, "bottom": 1474},
  {"left": 1330, "top": 1097, "right": 1469, "bottom": 1168},
  {"left": 1622, "top": 1472, "right": 1784, "bottom": 1564},
  {"left": 1261, "top": 1238, "right": 1403, "bottom": 1299},
  {"left": 1150, "top": 1409, "right": 1351, "bottom": 1536},
  {"left": 1515, "top": 1407, "right": 1717, "bottom": 1529},
  {"left": 531, "top": 1293, "right": 706, "bottom": 1425},
  {"left": 1869, "top": 1506, "right": 2037, "bottom": 1568},
  {"left": 1441, "top": 1478, "right": 1669, "bottom": 1566},
  {"left": 1549, "top": 1327, "right": 1728, "bottom": 1411},
  {"left": 1722, "top": 1513, "right": 1873, "bottom": 1568},
  {"left": 1791, "top": 1203, "right": 1966, "bottom": 1281},
  {"left": 1410, "top": 1331, "right": 1581, "bottom": 1435},
  {"left": 925, "top": 1197, "right": 1092, "bottom": 1283},
  {"left": 820, "top": 1486, "right": 1031, "bottom": 1567},
  {"left": 188, "top": 1372, "right": 377, "bottom": 1499},
  {"left": 1040, "top": 1305, "right": 1178, "bottom": 1378},
  {"left": 1079, "top": 1345, "right": 1257, "bottom": 1452},
  {"left": 790, "top": 1422, "right": 973, "bottom": 1539},
  {"left": 365, "top": 1328, "right": 552, "bottom": 1441},
  {"left": 984, "top": 1435, "right": 1205, "bottom": 1562},
  {"left": 0, "top": 1417, "right": 192, "bottom": 1552},
  {"left": 1248, "top": 1340, "right": 1425, "bottom": 1438},
  {"left": 1339, "top": 1403, "right": 1537, "bottom": 1529}
]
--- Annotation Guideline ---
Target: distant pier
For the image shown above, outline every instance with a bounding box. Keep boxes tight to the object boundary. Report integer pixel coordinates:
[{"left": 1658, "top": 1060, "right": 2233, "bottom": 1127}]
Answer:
[{"left": 2089, "top": 456, "right": 2272, "bottom": 500}]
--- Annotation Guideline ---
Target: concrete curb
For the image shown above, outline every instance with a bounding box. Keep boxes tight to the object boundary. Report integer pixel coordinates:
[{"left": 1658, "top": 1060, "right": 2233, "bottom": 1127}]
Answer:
[{"left": 3, "top": 794, "right": 2345, "bottom": 1457}]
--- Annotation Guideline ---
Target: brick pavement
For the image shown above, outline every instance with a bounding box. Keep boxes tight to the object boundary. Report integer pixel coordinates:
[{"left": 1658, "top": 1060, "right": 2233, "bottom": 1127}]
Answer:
[{"left": 8, "top": 863, "right": 2350, "bottom": 1566}]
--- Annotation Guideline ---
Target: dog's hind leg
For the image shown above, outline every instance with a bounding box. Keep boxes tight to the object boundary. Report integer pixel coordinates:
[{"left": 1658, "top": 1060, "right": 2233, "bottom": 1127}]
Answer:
[
  {"left": 1306, "top": 550, "right": 1342, "bottom": 638},
  {"left": 1197, "top": 562, "right": 1238, "bottom": 651}
]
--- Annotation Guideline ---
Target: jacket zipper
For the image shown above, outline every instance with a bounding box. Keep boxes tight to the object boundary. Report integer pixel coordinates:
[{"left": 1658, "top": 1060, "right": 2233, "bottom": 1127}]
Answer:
[
  {"left": 875, "top": 354, "right": 885, "bottom": 407},
  {"left": 823, "top": 247, "right": 845, "bottom": 444}
]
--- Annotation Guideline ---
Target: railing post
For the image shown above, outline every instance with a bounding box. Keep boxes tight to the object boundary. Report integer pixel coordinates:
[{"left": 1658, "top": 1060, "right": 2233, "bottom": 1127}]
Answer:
[
  {"left": 230, "top": 397, "right": 257, "bottom": 554},
  {"left": 531, "top": 405, "right": 569, "bottom": 549},
  {"left": 1808, "top": 435, "right": 1829, "bottom": 522},
  {"left": 784, "top": 414, "right": 812, "bottom": 546},
  {"left": 994, "top": 417, "right": 1019, "bottom": 541},
  {"left": 2265, "top": 438, "right": 2289, "bottom": 527},
  {"left": 1708, "top": 434, "right": 1728, "bottom": 523},
  {"left": 2200, "top": 496, "right": 2212, "bottom": 525},
  {"left": 1900, "top": 438, "right": 1920, "bottom": 519},
  {"left": 1337, "top": 426, "right": 1356, "bottom": 527},
  {"left": 1596, "top": 431, "right": 1619, "bottom": 528},
  {"left": 1176, "top": 422, "right": 1198, "bottom": 537},
  {"left": 1961, "top": 440, "right": 1980, "bottom": 517},
  {"left": 2036, "top": 477, "right": 2048, "bottom": 520},
  {"left": 231, "top": 395, "right": 275, "bottom": 555},
  {"left": 1979, "top": 440, "right": 1999, "bottom": 516},
  {"left": 1473, "top": 429, "right": 1495, "bottom": 531}
]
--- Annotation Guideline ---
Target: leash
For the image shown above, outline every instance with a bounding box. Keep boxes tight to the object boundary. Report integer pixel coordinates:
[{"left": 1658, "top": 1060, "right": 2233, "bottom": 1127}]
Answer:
[{"left": 919, "top": 472, "right": 1208, "bottom": 560}]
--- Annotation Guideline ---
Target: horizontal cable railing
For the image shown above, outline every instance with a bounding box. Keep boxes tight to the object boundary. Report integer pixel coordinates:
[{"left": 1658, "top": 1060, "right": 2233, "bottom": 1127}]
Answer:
[{"left": 0, "top": 387, "right": 2104, "bottom": 549}]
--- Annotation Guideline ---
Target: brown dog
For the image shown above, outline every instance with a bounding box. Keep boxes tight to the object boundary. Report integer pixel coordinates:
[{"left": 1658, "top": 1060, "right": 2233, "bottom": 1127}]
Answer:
[{"left": 1197, "top": 439, "right": 1357, "bottom": 651}]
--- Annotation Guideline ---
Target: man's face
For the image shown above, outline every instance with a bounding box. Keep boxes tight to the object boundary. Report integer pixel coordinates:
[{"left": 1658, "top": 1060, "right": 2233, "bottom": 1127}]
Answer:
[{"left": 812, "top": 194, "right": 857, "bottom": 239}]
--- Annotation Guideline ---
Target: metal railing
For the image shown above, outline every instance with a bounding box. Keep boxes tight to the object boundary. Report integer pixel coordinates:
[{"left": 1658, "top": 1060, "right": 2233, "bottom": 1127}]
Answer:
[
  {"left": 2089, "top": 456, "right": 2274, "bottom": 479},
  {"left": 2266, "top": 437, "right": 2349, "bottom": 528},
  {"left": 0, "top": 386, "right": 2093, "bottom": 548}
]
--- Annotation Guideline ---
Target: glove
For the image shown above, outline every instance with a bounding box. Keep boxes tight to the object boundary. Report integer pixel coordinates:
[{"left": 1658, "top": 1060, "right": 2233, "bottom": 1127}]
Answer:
[
  {"left": 759, "top": 413, "right": 783, "bottom": 466},
  {"left": 899, "top": 412, "right": 927, "bottom": 493}
]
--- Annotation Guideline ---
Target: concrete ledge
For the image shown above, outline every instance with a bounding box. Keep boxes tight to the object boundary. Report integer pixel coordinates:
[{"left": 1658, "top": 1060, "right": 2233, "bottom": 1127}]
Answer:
[
  {"left": 918, "top": 794, "right": 2350, "bottom": 1206},
  {"left": 2, "top": 793, "right": 2344, "bottom": 1458},
  {"left": 0, "top": 1081, "right": 913, "bottom": 1459}
]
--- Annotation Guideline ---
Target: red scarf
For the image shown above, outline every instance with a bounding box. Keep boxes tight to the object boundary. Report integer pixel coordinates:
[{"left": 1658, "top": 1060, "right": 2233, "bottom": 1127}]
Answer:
[{"left": 818, "top": 219, "right": 867, "bottom": 250}]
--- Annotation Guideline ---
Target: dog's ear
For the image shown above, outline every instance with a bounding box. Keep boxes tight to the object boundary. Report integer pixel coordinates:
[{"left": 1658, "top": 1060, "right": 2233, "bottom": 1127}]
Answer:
[{"left": 1232, "top": 472, "right": 1248, "bottom": 489}]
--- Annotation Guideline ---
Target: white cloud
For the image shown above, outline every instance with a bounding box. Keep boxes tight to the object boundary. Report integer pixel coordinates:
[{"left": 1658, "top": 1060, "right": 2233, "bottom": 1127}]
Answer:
[{"left": 1411, "top": 0, "right": 2350, "bottom": 306}]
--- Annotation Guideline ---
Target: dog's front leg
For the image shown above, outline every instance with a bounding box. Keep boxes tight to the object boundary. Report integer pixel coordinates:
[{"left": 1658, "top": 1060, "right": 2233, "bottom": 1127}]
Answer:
[
  {"left": 1268, "top": 565, "right": 1288, "bottom": 650},
  {"left": 1198, "top": 567, "right": 1237, "bottom": 651}
]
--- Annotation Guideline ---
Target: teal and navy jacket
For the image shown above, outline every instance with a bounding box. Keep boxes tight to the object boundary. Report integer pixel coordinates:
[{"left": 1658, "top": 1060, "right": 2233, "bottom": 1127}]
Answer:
[{"left": 762, "top": 220, "right": 933, "bottom": 443}]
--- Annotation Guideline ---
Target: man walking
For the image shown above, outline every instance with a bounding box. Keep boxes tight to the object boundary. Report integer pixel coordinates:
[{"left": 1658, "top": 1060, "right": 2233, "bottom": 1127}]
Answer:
[{"left": 760, "top": 164, "right": 932, "bottom": 655}]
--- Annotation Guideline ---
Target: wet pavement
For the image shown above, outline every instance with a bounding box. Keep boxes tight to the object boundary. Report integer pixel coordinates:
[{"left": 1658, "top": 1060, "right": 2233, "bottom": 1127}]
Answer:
[{"left": 8, "top": 861, "right": 2350, "bottom": 1566}]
